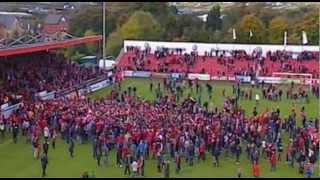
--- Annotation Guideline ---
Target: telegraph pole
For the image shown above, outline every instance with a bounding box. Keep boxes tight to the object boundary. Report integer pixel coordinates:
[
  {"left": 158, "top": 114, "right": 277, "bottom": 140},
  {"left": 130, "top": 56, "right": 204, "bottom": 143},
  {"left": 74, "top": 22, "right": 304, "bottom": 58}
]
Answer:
[
  {"left": 103, "top": 2, "right": 106, "bottom": 69},
  {"left": 318, "top": 6, "right": 320, "bottom": 178}
]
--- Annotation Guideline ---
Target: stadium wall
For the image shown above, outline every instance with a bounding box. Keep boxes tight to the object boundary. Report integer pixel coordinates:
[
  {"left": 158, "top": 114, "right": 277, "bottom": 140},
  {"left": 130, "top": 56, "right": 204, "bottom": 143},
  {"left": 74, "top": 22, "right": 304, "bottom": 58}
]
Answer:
[{"left": 122, "top": 70, "right": 320, "bottom": 85}]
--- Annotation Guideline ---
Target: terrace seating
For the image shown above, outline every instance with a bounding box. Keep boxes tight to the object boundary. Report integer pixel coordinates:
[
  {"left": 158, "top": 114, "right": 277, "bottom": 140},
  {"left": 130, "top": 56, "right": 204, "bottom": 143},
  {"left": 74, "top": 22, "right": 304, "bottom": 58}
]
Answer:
[
  {"left": 0, "top": 53, "right": 107, "bottom": 105},
  {"left": 117, "top": 47, "right": 319, "bottom": 78}
]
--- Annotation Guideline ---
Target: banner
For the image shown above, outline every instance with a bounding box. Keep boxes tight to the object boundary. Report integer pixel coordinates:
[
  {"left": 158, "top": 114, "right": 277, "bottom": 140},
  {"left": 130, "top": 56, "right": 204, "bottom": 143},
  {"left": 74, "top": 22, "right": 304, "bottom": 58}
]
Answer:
[
  {"left": 0, "top": 103, "right": 23, "bottom": 119},
  {"left": 211, "top": 76, "right": 234, "bottom": 81},
  {"left": 219, "top": 76, "right": 227, "bottom": 81},
  {"left": 41, "top": 91, "right": 55, "bottom": 100},
  {"left": 211, "top": 76, "right": 219, "bottom": 80},
  {"left": 228, "top": 76, "right": 236, "bottom": 81},
  {"left": 37, "top": 91, "right": 47, "bottom": 97},
  {"left": 35, "top": 91, "right": 56, "bottom": 101},
  {"left": 1, "top": 103, "right": 8, "bottom": 110},
  {"left": 132, "top": 71, "right": 151, "bottom": 78},
  {"left": 257, "top": 77, "right": 282, "bottom": 84},
  {"left": 89, "top": 80, "right": 110, "bottom": 92},
  {"left": 124, "top": 71, "right": 134, "bottom": 77},
  {"left": 188, "top": 73, "right": 210, "bottom": 81},
  {"left": 257, "top": 77, "right": 301, "bottom": 84},
  {"left": 152, "top": 72, "right": 170, "bottom": 79},
  {"left": 236, "top": 76, "right": 251, "bottom": 83},
  {"left": 171, "top": 73, "right": 183, "bottom": 79}
]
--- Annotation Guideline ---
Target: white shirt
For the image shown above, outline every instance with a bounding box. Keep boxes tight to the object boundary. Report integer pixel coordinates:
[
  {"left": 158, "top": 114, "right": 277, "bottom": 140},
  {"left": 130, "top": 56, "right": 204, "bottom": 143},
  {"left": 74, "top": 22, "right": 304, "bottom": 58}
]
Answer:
[
  {"left": 44, "top": 127, "right": 50, "bottom": 137},
  {"left": 255, "top": 94, "right": 260, "bottom": 101},
  {"left": 308, "top": 149, "right": 314, "bottom": 157},
  {"left": 132, "top": 161, "right": 138, "bottom": 172}
]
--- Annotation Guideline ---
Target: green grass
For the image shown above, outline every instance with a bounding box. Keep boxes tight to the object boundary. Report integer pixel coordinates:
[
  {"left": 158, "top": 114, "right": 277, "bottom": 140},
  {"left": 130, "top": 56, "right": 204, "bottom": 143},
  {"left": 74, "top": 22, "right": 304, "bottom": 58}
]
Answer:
[
  {"left": 0, "top": 78, "right": 319, "bottom": 178},
  {"left": 90, "top": 78, "right": 318, "bottom": 120},
  {"left": 0, "top": 135, "right": 318, "bottom": 178}
]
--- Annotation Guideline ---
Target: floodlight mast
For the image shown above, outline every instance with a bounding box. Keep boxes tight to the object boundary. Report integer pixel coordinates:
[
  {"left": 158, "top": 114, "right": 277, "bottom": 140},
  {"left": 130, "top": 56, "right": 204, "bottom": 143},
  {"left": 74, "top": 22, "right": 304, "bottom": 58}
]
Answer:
[{"left": 103, "top": 2, "right": 106, "bottom": 69}]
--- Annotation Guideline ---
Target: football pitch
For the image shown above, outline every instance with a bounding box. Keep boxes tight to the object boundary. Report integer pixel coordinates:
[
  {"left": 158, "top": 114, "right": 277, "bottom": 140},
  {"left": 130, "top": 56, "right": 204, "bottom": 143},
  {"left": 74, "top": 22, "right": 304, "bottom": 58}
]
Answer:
[{"left": 0, "top": 78, "right": 319, "bottom": 178}]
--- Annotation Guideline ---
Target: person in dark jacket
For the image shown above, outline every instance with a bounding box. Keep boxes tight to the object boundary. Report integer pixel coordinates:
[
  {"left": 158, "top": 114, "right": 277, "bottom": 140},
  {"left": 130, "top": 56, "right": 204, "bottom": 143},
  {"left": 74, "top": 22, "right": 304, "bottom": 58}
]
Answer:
[
  {"left": 175, "top": 151, "right": 181, "bottom": 174},
  {"left": 235, "top": 145, "right": 242, "bottom": 163},
  {"left": 298, "top": 151, "right": 306, "bottom": 174},
  {"left": 69, "top": 138, "right": 75, "bottom": 158},
  {"left": 164, "top": 160, "right": 170, "bottom": 178},
  {"left": 43, "top": 142, "right": 49, "bottom": 156},
  {"left": 96, "top": 147, "right": 102, "bottom": 167},
  {"left": 12, "top": 122, "right": 19, "bottom": 144},
  {"left": 123, "top": 155, "right": 131, "bottom": 176},
  {"left": 277, "top": 138, "right": 283, "bottom": 161},
  {"left": 40, "top": 153, "right": 48, "bottom": 177},
  {"left": 212, "top": 145, "right": 220, "bottom": 167}
]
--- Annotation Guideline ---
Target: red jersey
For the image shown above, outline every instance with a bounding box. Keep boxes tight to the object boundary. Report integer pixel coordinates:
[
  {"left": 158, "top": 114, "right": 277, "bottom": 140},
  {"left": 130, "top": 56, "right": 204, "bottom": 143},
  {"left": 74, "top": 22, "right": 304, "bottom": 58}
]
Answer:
[{"left": 270, "top": 153, "right": 277, "bottom": 166}]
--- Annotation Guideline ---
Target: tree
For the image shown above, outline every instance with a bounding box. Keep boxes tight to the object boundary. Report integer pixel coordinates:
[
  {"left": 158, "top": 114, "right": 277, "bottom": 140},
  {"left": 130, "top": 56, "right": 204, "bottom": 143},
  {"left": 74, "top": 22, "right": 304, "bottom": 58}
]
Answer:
[
  {"left": 182, "top": 26, "right": 198, "bottom": 42},
  {"left": 64, "top": 47, "right": 76, "bottom": 61},
  {"left": 294, "top": 11, "right": 319, "bottom": 45},
  {"left": 210, "top": 30, "right": 223, "bottom": 43},
  {"left": 206, "top": 5, "right": 222, "bottom": 32},
  {"left": 140, "top": 2, "right": 169, "bottom": 17},
  {"left": 258, "top": 7, "right": 279, "bottom": 28},
  {"left": 162, "top": 14, "right": 179, "bottom": 41},
  {"left": 106, "top": 13, "right": 117, "bottom": 38},
  {"left": 106, "top": 31, "right": 123, "bottom": 57},
  {"left": 176, "top": 14, "right": 204, "bottom": 41},
  {"left": 107, "top": 11, "right": 163, "bottom": 56},
  {"left": 84, "top": 29, "right": 98, "bottom": 55},
  {"left": 221, "top": 4, "right": 249, "bottom": 35},
  {"left": 119, "top": 11, "right": 163, "bottom": 41},
  {"left": 288, "top": 33, "right": 300, "bottom": 45},
  {"left": 69, "top": 7, "right": 102, "bottom": 37},
  {"left": 239, "top": 14, "right": 266, "bottom": 43},
  {"left": 268, "top": 17, "right": 289, "bottom": 44}
]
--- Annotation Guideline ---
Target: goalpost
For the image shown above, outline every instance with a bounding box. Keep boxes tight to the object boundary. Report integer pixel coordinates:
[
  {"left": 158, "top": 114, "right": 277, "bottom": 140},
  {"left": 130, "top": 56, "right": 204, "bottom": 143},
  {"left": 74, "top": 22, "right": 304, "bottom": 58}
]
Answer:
[{"left": 272, "top": 72, "right": 313, "bottom": 90}]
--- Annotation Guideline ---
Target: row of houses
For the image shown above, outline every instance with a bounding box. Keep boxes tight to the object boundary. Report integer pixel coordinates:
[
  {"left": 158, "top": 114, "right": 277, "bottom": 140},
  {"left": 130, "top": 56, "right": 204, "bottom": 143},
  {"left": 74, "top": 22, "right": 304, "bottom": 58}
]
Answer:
[{"left": 0, "top": 12, "right": 68, "bottom": 40}]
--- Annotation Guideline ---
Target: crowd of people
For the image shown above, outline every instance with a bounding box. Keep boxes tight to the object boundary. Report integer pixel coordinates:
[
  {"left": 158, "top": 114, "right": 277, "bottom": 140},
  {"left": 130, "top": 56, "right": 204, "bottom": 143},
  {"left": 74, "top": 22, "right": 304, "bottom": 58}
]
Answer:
[
  {"left": 0, "top": 46, "right": 319, "bottom": 178},
  {"left": 119, "top": 47, "right": 319, "bottom": 79},
  {"left": 0, "top": 53, "right": 107, "bottom": 105},
  {"left": 0, "top": 77, "right": 318, "bottom": 178}
]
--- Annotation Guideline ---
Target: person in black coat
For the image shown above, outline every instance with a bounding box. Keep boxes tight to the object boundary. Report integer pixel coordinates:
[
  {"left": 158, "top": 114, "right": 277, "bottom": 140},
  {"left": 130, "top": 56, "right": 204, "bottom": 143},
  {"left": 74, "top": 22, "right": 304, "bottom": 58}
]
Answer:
[
  {"left": 235, "top": 145, "right": 242, "bottom": 163},
  {"left": 164, "top": 161, "right": 170, "bottom": 178},
  {"left": 96, "top": 148, "right": 102, "bottom": 167},
  {"left": 277, "top": 138, "right": 283, "bottom": 161},
  {"left": 40, "top": 153, "right": 48, "bottom": 177},
  {"left": 43, "top": 142, "right": 49, "bottom": 156},
  {"left": 0, "top": 119, "right": 5, "bottom": 140},
  {"left": 69, "top": 138, "right": 75, "bottom": 158},
  {"left": 297, "top": 151, "right": 306, "bottom": 174},
  {"left": 212, "top": 145, "right": 220, "bottom": 167},
  {"left": 12, "top": 122, "right": 19, "bottom": 144},
  {"left": 123, "top": 155, "right": 131, "bottom": 176}
]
